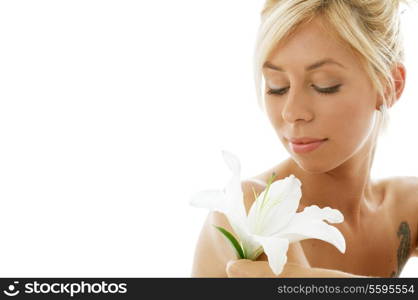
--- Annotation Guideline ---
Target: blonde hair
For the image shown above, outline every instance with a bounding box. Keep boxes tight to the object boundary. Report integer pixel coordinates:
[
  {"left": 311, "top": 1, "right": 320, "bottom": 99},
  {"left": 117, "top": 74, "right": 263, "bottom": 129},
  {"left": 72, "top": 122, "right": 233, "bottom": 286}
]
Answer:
[{"left": 253, "top": 0, "right": 415, "bottom": 136}]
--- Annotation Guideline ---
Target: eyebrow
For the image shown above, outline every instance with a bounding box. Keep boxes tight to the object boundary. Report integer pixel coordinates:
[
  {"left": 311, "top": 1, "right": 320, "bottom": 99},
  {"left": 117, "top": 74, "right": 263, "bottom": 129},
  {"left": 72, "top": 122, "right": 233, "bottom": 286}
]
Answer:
[{"left": 263, "top": 58, "right": 346, "bottom": 72}]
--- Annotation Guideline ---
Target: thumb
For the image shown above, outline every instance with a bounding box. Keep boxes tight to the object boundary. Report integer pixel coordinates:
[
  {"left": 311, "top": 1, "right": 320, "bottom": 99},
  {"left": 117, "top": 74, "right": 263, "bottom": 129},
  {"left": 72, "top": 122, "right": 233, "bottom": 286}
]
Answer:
[
  {"left": 226, "top": 259, "right": 280, "bottom": 278},
  {"left": 226, "top": 259, "right": 239, "bottom": 277},
  {"left": 226, "top": 259, "right": 252, "bottom": 277}
]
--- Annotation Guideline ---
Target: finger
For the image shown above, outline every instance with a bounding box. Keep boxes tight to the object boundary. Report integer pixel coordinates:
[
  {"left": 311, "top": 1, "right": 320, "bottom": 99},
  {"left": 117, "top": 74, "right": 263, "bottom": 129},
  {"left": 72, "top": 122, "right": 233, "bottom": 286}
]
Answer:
[
  {"left": 226, "top": 259, "right": 251, "bottom": 277},
  {"left": 227, "top": 259, "right": 280, "bottom": 278},
  {"left": 226, "top": 259, "right": 277, "bottom": 278}
]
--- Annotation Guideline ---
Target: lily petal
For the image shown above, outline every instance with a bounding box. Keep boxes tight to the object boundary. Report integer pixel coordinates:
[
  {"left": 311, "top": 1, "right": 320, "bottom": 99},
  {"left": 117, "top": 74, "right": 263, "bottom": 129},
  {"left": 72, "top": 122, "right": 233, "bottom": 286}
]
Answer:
[
  {"left": 233, "top": 223, "right": 262, "bottom": 259},
  {"left": 189, "top": 150, "right": 257, "bottom": 257},
  {"left": 252, "top": 235, "right": 289, "bottom": 276},
  {"left": 189, "top": 189, "right": 227, "bottom": 212},
  {"left": 221, "top": 149, "right": 241, "bottom": 175},
  {"left": 221, "top": 150, "right": 261, "bottom": 256},
  {"left": 224, "top": 172, "right": 247, "bottom": 222},
  {"left": 220, "top": 150, "right": 247, "bottom": 222},
  {"left": 189, "top": 150, "right": 247, "bottom": 221},
  {"left": 248, "top": 174, "right": 302, "bottom": 236},
  {"left": 278, "top": 205, "right": 346, "bottom": 253},
  {"left": 301, "top": 205, "right": 344, "bottom": 224}
]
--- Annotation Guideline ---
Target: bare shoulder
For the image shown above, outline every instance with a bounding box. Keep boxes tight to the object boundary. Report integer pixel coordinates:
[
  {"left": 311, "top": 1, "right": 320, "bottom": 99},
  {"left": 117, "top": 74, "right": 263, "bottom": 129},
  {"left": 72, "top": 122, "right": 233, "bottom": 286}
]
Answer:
[
  {"left": 380, "top": 175, "right": 418, "bottom": 257},
  {"left": 379, "top": 175, "right": 418, "bottom": 209},
  {"left": 386, "top": 175, "right": 418, "bottom": 195},
  {"left": 190, "top": 210, "right": 234, "bottom": 277}
]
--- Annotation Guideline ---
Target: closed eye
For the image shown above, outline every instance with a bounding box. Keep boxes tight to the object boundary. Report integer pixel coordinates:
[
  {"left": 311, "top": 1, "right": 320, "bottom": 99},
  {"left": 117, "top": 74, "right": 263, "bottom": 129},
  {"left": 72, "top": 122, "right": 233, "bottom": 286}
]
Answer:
[{"left": 267, "top": 84, "right": 342, "bottom": 96}]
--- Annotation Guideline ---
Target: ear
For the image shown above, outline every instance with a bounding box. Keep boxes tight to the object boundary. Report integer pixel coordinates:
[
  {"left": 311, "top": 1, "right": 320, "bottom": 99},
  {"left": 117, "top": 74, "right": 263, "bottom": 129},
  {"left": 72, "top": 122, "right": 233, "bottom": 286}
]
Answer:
[{"left": 380, "top": 62, "right": 406, "bottom": 109}]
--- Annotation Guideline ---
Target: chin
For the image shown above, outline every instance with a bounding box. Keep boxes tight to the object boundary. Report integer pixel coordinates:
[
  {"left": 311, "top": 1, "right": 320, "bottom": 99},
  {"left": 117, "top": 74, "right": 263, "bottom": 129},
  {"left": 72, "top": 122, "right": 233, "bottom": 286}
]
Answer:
[
  {"left": 290, "top": 152, "right": 344, "bottom": 174},
  {"left": 294, "top": 160, "right": 329, "bottom": 174}
]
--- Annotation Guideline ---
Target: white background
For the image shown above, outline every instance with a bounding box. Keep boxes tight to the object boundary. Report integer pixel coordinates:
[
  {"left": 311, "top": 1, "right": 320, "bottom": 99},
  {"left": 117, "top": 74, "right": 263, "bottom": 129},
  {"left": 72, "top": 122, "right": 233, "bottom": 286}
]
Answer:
[{"left": 0, "top": 0, "right": 417, "bottom": 277}]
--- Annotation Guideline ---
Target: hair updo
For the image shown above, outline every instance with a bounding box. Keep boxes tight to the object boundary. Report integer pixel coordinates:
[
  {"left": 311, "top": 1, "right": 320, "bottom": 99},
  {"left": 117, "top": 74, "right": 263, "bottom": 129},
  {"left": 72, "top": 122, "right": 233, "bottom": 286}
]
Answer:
[{"left": 254, "top": 0, "right": 416, "bottom": 135}]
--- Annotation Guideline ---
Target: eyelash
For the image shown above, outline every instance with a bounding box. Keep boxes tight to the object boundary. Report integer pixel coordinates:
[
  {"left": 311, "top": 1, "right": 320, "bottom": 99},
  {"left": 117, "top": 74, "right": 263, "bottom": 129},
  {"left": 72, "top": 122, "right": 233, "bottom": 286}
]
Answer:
[{"left": 266, "top": 84, "right": 342, "bottom": 96}]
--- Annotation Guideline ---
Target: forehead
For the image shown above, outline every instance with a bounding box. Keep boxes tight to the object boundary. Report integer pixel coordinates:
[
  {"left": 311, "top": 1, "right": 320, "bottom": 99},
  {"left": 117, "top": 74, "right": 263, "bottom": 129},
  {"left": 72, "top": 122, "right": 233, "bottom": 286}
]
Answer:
[{"left": 266, "top": 17, "right": 361, "bottom": 72}]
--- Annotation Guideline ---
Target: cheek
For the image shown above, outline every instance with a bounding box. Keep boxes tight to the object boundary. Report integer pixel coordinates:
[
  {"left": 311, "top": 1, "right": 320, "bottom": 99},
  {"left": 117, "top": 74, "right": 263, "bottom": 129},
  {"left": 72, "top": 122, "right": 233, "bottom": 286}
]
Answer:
[
  {"left": 265, "top": 100, "right": 283, "bottom": 127},
  {"left": 328, "top": 100, "right": 376, "bottom": 149}
]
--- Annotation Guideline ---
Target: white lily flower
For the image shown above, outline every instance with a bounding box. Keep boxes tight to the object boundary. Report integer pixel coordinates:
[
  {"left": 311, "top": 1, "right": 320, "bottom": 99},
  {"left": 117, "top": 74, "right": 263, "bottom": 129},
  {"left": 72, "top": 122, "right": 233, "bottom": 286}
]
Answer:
[{"left": 189, "top": 150, "right": 346, "bottom": 276}]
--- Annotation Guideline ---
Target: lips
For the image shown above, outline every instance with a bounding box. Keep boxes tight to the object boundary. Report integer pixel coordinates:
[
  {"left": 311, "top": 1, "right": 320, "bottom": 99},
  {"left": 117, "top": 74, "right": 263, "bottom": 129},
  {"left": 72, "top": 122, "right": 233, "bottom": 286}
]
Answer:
[
  {"left": 288, "top": 138, "right": 328, "bottom": 154},
  {"left": 288, "top": 137, "right": 328, "bottom": 144}
]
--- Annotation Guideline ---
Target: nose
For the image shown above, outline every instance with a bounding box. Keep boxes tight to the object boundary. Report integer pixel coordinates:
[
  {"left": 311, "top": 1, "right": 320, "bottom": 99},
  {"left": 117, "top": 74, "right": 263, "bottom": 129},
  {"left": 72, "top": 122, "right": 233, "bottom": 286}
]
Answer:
[{"left": 281, "top": 90, "right": 314, "bottom": 123}]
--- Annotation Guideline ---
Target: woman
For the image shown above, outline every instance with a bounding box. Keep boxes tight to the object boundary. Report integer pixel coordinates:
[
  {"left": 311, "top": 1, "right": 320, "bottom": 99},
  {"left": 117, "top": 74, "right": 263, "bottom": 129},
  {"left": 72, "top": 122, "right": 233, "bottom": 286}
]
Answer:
[{"left": 191, "top": 0, "right": 417, "bottom": 277}]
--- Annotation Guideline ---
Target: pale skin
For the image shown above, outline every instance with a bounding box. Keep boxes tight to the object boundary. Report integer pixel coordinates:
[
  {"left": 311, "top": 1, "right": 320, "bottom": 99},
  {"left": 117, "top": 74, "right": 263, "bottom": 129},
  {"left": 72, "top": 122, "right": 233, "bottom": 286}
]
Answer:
[{"left": 191, "top": 16, "right": 418, "bottom": 278}]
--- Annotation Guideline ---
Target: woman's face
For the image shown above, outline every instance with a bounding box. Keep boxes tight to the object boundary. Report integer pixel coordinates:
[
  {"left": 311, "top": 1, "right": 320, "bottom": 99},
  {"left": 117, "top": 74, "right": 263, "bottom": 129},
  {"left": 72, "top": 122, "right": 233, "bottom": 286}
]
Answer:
[{"left": 263, "top": 17, "right": 379, "bottom": 173}]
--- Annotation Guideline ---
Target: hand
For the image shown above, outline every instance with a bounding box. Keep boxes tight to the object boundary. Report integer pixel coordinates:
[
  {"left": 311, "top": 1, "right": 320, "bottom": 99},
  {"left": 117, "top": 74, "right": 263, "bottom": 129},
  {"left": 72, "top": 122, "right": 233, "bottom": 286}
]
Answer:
[
  {"left": 226, "top": 259, "right": 279, "bottom": 278},
  {"left": 226, "top": 259, "right": 373, "bottom": 278}
]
